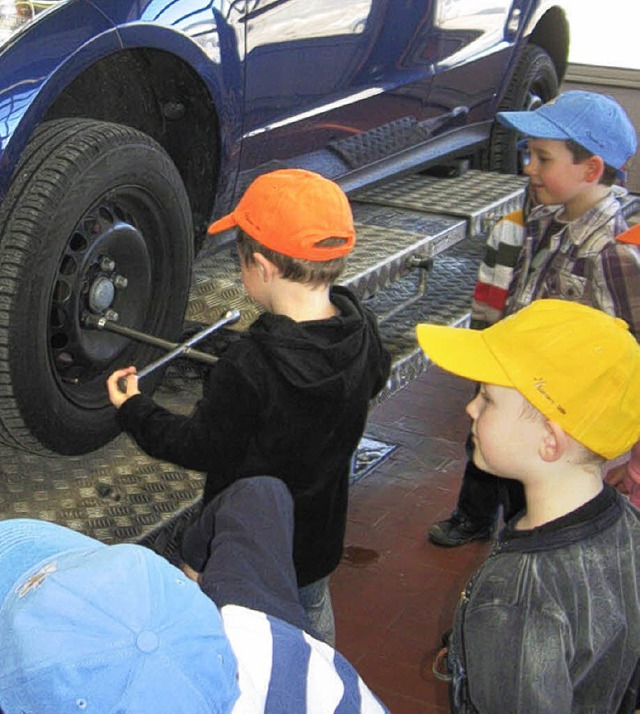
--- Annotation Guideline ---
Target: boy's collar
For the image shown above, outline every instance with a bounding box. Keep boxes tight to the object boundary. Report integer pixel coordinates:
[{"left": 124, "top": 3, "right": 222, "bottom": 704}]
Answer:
[
  {"left": 496, "top": 485, "right": 620, "bottom": 553},
  {"left": 530, "top": 189, "right": 623, "bottom": 246}
]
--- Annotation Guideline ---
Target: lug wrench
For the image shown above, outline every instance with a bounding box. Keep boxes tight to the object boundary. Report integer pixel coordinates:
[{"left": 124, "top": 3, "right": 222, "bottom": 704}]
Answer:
[
  {"left": 84, "top": 309, "right": 241, "bottom": 392},
  {"left": 83, "top": 314, "right": 224, "bottom": 365}
]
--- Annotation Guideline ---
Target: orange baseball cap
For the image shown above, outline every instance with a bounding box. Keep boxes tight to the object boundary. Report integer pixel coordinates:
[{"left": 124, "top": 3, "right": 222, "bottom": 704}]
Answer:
[
  {"left": 617, "top": 223, "right": 640, "bottom": 246},
  {"left": 416, "top": 300, "right": 640, "bottom": 459},
  {"left": 208, "top": 169, "right": 355, "bottom": 261}
]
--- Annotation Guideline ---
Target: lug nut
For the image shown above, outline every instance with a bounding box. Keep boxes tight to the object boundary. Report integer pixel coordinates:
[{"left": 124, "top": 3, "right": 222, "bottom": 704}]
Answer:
[
  {"left": 100, "top": 256, "right": 116, "bottom": 272},
  {"left": 104, "top": 309, "right": 119, "bottom": 322},
  {"left": 113, "top": 275, "right": 128, "bottom": 289}
]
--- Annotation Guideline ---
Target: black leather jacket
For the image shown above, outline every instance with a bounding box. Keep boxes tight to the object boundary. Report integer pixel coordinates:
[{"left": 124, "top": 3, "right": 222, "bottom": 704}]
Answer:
[{"left": 448, "top": 486, "right": 640, "bottom": 713}]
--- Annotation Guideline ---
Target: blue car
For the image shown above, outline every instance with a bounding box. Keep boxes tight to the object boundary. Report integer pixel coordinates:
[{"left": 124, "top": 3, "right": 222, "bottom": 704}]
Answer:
[{"left": 0, "top": 1, "right": 568, "bottom": 454}]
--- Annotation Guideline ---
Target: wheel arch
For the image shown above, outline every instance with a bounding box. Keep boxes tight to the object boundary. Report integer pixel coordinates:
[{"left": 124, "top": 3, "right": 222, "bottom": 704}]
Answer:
[
  {"left": 43, "top": 45, "right": 229, "bottom": 247},
  {"left": 525, "top": 5, "right": 570, "bottom": 86},
  {"left": 0, "top": 22, "right": 241, "bottom": 251}
]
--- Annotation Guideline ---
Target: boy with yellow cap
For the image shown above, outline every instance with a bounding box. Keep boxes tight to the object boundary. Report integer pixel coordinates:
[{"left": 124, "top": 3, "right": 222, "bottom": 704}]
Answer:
[
  {"left": 417, "top": 299, "right": 640, "bottom": 712},
  {"left": 107, "top": 169, "right": 391, "bottom": 645},
  {"left": 428, "top": 90, "right": 640, "bottom": 548}
]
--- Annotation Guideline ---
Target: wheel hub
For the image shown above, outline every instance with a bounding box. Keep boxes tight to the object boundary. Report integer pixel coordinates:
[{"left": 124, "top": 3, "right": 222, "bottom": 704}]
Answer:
[
  {"left": 49, "top": 200, "right": 152, "bottom": 386},
  {"left": 88, "top": 275, "right": 116, "bottom": 313}
]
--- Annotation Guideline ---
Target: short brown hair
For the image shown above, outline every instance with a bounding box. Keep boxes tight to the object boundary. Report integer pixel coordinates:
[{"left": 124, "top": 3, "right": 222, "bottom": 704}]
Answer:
[
  {"left": 236, "top": 230, "right": 347, "bottom": 286},
  {"left": 565, "top": 139, "right": 618, "bottom": 186}
]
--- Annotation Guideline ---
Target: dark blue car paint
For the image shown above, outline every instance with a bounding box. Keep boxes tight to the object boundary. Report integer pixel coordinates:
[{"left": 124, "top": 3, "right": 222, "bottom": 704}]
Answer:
[
  {"left": 0, "top": 2, "right": 235, "bottom": 204},
  {"left": 0, "top": 0, "right": 568, "bottom": 220},
  {"left": 0, "top": 0, "right": 568, "bottom": 453}
]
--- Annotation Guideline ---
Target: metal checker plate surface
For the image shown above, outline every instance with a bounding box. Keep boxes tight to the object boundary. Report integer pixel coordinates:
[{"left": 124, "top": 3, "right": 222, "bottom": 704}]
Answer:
[
  {"left": 372, "top": 234, "right": 485, "bottom": 400},
  {"left": 187, "top": 209, "right": 466, "bottom": 313},
  {"left": 0, "top": 233, "right": 483, "bottom": 542},
  {"left": 0, "top": 180, "right": 494, "bottom": 542},
  {"left": 354, "top": 170, "right": 528, "bottom": 236},
  {"left": 0, "top": 379, "right": 205, "bottom": 543}
]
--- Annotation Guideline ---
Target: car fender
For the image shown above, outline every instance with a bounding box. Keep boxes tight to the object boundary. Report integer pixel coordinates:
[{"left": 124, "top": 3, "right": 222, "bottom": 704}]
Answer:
[
  {"left": 0, "top": 2, "right": 241, "bottom": 205},
  {"left": 521, "top": 0, "right": 569, "bottom": 81},
  {"left": 0, "top": 2, "right": 118, "bottom": 197},
  {"left": 490, "top": 0, "right": 568, "bottom": 111},
  {"left": 116, "top": 22, "right": 244, "bottom": 177},
  {"left": 521, "top": 0, "right": 564, "bottom": 36}
]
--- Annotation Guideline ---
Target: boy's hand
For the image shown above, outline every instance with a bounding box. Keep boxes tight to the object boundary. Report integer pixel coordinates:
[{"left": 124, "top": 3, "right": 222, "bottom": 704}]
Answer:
[
  {"left": 107, "top": 366, "right": 140, "bottom": 409},
  {"left": 604, "top": 461, "right": 630, "bottom": 494}
]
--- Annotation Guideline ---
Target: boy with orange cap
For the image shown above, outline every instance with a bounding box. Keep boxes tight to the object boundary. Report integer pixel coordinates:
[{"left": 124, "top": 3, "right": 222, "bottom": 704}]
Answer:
[
  {"left": 107, "top": 169, "right": 390, "bottom": 645},
  {"left": 417, "top": 299, "right": 640, "bottom": 712}
]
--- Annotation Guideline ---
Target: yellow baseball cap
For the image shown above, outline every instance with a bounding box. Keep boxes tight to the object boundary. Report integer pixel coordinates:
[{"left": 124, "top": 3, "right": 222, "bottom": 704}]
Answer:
[{"left": 416, "top": 300, "right": 640, "bottom": 459}]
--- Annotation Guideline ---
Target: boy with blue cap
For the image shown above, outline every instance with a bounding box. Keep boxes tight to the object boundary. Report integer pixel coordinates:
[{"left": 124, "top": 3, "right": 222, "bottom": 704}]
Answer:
[
  {"left": 0, "top": 477, "right": 389, "bottom": 713},
  {"left": 418, "top": 300, "right": 640, "bottom": 712},
  {"left": 428, "top": 90, "right": 640, "bottom": 547}
]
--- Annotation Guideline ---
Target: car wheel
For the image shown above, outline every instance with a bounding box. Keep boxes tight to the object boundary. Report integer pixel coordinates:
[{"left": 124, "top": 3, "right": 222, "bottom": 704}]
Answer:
[
  {"left": 0, "top": 119, "right": 193, "bottom": 454},
  {"left": 489, "top": 44, "right": 559, "bottom": 174}
]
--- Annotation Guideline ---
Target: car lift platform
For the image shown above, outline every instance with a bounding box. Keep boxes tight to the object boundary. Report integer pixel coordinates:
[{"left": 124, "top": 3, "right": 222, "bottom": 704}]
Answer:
[{"left": 0, "top": 170, "right": 637, "bottom": 547}]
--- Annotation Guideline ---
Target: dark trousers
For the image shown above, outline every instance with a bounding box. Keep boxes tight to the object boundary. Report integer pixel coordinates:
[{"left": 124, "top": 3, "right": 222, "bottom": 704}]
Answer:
[
  {"left": 456, "top": 434, "right": 526, "bottom": 527},
  {"left": 185, "top": 476, "right": 320, "bottom": 639}
]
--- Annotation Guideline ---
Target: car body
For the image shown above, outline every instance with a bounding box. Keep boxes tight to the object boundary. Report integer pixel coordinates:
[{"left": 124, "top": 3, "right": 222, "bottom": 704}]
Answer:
[{"left": 0, "top": 0, "right": 569, "bottom": 454}]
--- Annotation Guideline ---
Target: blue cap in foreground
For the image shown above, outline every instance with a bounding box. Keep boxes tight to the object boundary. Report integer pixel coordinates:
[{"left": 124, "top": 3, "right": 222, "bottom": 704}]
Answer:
[{"left": 0, "top": 518, "right": 239, "bottom": 714}]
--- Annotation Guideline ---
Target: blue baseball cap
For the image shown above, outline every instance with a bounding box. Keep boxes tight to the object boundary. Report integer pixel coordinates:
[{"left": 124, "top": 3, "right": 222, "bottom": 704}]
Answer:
[
  {"left": 497, "top": 90, "right": 637, "bottom": 179},
  {"left": 0, "top": 519, "right": 240, "bottom": 714}
]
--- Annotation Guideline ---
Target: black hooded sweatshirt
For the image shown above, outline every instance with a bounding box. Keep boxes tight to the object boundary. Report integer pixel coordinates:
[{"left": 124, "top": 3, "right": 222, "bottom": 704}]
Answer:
[{"left": 117, "top": 286, "right": 391, "bottom": 585}]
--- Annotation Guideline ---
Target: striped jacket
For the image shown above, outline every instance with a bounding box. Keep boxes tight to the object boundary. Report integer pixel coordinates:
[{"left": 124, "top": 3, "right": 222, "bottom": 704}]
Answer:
[
  {"left": 470, "top": 190, "right": 640, "bottom": 340},
  {"left": 470, "top": 208, "right": 525, "bottom": 329},
  {"left": 222, "top": 605, "right": 389, "bottom": 713}
]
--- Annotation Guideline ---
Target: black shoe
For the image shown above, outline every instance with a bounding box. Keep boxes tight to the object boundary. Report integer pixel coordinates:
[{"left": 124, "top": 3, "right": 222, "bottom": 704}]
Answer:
[{"left": 428, "top": 513, "right": 493, "bottom": 547}]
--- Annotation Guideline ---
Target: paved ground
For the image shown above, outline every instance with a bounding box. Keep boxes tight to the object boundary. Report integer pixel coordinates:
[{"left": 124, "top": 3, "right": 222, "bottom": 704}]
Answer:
[{"left": 331, "top": 365, "right": 493, "bottom": 713}]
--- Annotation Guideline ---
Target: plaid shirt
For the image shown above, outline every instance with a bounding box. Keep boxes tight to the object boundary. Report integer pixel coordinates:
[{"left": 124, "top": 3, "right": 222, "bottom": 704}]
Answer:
[{"left": 499, "top": 191, "right": 640, "bottom": 340}]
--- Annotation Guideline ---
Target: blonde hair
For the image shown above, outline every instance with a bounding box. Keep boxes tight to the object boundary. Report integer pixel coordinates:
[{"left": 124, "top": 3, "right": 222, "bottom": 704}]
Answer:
[{"left": 519, "top": 398, "right": 605, "bottom": 467}]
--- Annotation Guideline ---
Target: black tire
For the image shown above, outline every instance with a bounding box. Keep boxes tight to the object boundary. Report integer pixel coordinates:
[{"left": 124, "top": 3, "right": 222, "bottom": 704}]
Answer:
[
  {"left": 489, "top": 44, "right": 559, "bottom": 174},
  {"left": 0, "top": 119, "right": 193, "bottom": 454}
]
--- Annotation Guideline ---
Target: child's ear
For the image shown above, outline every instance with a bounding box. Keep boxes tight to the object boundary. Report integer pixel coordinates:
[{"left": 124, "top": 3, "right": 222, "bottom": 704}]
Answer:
[
  {"left": 584, "top": 155, "right": 605, "bottom": 184},
  {"left": 253, "top": 252, "right": 277, "bottom": 281},
  {"left": 539, "top": 419, "right": 568, "bottom": 463}
]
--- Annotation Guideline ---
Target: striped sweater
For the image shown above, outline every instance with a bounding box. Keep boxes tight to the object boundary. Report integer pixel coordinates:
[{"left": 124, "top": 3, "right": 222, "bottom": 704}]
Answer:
[
  {"left": 470, "top": 189, "right": 640, "bottom": 338},
  {"left": 470, "top": 208, "right": 525, "bottom": 329},
  {"left": 222, "top": 605, "right": 389, "bottom": 713}
]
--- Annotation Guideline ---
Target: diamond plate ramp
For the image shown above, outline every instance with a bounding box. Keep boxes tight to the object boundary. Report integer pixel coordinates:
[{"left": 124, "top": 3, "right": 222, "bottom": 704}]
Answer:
[
  {"left": 354, "top": 170, "right": 528, "bottom": 236},
  {"left": 372, "top": 234, "right": 486, "bottom": 400},
  {"left": 0, "top": 170, "right": 527, "bottom": 545},
  {"left": 0, "top": 379, "right": 205, "bottom": 543}
]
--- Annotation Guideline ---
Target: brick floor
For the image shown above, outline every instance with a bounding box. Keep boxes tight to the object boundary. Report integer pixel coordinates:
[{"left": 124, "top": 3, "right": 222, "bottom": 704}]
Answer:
[{"left": 331, "top": 366, "right": 493, "bottom": 713}]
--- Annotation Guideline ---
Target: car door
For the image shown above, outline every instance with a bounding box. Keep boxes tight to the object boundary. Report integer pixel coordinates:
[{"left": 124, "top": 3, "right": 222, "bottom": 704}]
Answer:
[
  {"left": 238, "top": 0, "right": 437, "bottom": 180},
  {"left": 425, "top": 0, "right": 523, "bottom": 125}
]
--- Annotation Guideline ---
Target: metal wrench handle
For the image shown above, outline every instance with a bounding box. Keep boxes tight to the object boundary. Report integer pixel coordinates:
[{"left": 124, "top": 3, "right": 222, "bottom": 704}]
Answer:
[
  {"left": 117, "top": 308, "right": 241, "bottom": 392},
  {"left": 84, "top": 314, "right": 218, "bottom": 365}
]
